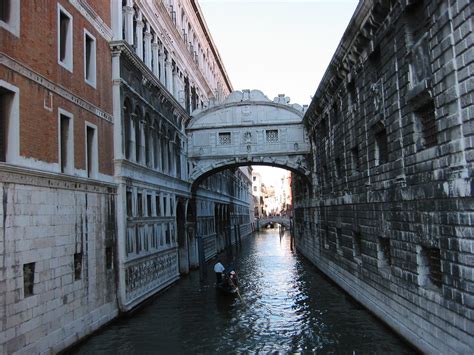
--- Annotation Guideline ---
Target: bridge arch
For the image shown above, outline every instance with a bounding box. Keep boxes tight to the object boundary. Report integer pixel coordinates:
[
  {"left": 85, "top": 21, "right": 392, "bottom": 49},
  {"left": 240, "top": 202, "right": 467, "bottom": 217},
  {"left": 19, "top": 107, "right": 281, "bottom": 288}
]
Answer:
[{"left": 187, "top": 90, "right": 312, "bottom": 186}]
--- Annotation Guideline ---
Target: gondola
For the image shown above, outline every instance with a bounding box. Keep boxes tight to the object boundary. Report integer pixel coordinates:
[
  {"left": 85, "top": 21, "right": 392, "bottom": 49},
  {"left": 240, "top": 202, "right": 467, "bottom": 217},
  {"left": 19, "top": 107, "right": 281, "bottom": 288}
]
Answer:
[
  {"left": 216, "top": 271, "right": 240, "bottom": 297},
  {"left": 215, "top": 281, "right": 239, "bottom": 296}
]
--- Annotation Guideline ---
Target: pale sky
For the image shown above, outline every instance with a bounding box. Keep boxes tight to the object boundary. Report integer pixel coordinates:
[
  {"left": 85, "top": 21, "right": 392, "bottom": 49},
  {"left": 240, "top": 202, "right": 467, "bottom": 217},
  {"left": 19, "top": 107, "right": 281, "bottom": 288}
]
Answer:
[
  {"left": 198, "top": 0, "right": 359, "bottom": 188},
  {"left": 199, "top": 0, "right": 359, "bottom": 106}
]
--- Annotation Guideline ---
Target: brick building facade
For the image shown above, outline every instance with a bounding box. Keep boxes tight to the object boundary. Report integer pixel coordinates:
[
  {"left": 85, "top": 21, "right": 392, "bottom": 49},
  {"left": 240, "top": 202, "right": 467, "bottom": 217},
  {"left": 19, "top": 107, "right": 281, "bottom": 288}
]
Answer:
[
  {"left": 1, "top": 0, "right": 117, "bottom": 353},
  {"left": 294, "top": 0, "right": 473, "bottom": 353}
]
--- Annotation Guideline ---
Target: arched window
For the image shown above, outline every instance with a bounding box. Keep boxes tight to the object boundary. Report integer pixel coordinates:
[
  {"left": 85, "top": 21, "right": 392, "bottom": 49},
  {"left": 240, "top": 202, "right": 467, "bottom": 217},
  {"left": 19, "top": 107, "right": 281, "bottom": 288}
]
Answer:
[
  {"left": 123, "top": 98, "right": 132, "bottom": 160},
  {"left": 168, "top": 129, "right": 174, "bottom": 175},
  {"left": 153, "top": 118, "right": 159, "bottom": 170},
  {"left": 144, "top": 113, "right": 152, "bottom": 167},
  {"left": 161, "top": 125, "right": 168, "bottom": 173},
  {"left": 134, "top": 106, "right": 142, "bottom": 163},
  {"left": 175, "top": 135, "right": 181, "bottom": 179}
]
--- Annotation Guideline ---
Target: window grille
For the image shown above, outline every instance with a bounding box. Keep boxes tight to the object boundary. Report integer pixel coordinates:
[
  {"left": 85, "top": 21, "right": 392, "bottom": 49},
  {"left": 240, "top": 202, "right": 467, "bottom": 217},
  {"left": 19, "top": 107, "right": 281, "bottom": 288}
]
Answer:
[
  {"left": 266, "top": 129, "right": 279, "bottom": 143},
  {"left": 218, "top": 132, "right": 231, "bottom": 145},
  {"left": 23, "top": 263, "right": 35, "bottom": 297}
]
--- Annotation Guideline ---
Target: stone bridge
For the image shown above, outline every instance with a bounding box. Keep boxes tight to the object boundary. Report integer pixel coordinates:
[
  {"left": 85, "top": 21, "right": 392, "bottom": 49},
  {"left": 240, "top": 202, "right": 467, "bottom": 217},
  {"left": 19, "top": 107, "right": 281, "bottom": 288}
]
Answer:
[
  {"left": 257, "top": 216, "right": 291, "bottom": 228},
  {"left": 187, "top": 90, "right": 311, "bottom": 185}
]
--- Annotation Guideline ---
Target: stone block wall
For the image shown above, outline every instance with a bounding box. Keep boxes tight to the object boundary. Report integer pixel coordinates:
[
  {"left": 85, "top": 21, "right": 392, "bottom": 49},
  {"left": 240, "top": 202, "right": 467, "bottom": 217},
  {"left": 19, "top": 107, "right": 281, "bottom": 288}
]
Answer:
[
  {"left": 0, "top": 166, "right": 118, "bottom": 354},
  {"left": 296, "top": 0, "right": 473, "bottom": 353}
]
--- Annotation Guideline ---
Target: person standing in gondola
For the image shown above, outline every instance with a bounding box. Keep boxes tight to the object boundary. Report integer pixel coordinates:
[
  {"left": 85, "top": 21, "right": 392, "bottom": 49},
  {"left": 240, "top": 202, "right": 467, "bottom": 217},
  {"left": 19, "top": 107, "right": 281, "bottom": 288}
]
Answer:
[{"left": 214, "top": 259, "right": 225, "bottom": 284}]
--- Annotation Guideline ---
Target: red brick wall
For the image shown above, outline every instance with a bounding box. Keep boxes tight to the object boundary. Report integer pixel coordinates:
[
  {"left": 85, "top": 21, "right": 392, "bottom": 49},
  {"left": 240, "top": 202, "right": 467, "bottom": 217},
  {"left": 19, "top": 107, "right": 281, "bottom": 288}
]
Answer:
[{"left": 0, "top": 0, "right": 113, "bottom": 176}]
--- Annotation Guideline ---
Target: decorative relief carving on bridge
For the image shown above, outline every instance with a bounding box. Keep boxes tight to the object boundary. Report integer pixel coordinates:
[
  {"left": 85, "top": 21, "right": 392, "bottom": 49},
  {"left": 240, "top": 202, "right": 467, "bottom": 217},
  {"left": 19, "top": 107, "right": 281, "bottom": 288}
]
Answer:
[{"left": 125, "top": 250, "right": 178, "bottom": 301}]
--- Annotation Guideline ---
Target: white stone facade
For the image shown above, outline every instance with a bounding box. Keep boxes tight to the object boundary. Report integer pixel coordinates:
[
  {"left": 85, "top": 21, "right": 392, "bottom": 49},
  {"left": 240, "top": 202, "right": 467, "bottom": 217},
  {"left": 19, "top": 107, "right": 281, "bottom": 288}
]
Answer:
[{"left": 0, "top": 166, "right": 118, "bottom": 354}]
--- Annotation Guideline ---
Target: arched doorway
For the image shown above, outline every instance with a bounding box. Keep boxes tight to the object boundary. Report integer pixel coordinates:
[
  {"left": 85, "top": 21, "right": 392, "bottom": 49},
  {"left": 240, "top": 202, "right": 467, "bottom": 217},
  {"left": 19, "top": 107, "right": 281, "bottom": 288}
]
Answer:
[{"left": 176, "top": 199, "right": 189, "bottom": 274}]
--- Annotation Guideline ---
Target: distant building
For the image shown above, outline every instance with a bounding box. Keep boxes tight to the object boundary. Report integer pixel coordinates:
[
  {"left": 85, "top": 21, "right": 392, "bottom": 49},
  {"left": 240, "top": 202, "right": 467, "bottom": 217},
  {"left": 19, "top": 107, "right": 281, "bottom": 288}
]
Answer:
[{"left": 252, "top": 171, "right": 263, "bottom": 217}]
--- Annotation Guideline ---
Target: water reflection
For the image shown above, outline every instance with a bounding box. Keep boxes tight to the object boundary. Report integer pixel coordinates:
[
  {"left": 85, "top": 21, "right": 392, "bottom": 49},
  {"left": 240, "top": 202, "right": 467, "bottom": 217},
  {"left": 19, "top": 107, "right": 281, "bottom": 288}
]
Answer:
[{"left": 69, "top": 228, "right": 416, "bottom": 354}]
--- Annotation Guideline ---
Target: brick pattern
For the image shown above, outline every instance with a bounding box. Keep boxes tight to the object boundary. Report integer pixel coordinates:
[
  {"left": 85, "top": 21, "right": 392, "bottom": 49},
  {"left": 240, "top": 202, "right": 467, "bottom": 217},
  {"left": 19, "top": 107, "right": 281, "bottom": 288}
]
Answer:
[
  {"left": 295, "top": 0, "right": 473, "bottom": 353},
  {"left": 0, "top": 0, "right": 113, "bottom": 175}
]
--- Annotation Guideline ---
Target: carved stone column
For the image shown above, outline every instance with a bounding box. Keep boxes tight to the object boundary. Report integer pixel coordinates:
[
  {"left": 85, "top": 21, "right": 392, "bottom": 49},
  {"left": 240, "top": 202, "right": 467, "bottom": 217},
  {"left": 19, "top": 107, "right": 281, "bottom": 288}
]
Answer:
[
  {"left": 151, "top": 36, "right": 159, "bottom": 78},
  {"left": 124, "top": 0, "right": 134, "bottom": 44},
  {"left": 144, "top": 23, "right": 152, "bottom": 69},
  {"left": 159, "top": 48, "right": 166, "bottom": 85},
  {"left": 165, "top": 56, "right": 174, "bottom": 94},
  {"left": 135, "top": 11, "right": 144, "bottom": 60}
]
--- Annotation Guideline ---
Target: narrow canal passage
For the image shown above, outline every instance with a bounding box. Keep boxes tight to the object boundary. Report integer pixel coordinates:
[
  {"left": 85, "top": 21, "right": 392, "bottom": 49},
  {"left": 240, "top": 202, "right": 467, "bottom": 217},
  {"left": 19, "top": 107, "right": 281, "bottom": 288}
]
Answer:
[{"left": 70, "top": 229, "right": 416, "bottom": 354}]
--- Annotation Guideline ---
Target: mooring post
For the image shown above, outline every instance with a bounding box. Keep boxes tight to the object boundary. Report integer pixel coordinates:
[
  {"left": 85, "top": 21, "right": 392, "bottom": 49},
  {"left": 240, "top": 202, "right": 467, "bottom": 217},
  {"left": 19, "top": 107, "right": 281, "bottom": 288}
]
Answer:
[{"left": 197, "top": 234, "right": 206, "bottom": 281}]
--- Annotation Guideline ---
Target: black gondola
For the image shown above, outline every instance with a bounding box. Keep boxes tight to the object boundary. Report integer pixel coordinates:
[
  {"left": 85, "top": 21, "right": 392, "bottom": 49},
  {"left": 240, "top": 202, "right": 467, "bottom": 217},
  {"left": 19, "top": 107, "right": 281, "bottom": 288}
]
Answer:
[{"left": 216, "top": 271, "right": 240, "bottom": 297}]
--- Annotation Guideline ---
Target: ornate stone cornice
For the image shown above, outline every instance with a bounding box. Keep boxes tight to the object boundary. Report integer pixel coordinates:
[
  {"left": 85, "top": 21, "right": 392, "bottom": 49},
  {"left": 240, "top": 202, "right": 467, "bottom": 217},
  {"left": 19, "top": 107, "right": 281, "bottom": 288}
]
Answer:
[
  {"left": 110, "top": 40, "right": 190, "bottom": 126},
  {"left": 68, "top": 0, "right": 113, "bottom": 41},
  {"left": 0, "top": 53, "right": 113, "bottom": 123}
]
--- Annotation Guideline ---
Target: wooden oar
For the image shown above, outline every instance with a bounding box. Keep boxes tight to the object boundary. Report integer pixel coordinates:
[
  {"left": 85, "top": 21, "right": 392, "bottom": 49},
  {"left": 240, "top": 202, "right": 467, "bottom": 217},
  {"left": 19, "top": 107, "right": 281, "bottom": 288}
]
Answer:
[{"left": 229, "top": 277, "right": 243, "bottom": 301}]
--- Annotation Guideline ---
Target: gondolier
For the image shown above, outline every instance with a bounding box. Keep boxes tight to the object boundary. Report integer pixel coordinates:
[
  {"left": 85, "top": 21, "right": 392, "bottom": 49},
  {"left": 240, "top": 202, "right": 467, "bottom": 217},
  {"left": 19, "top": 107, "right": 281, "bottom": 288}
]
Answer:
[{"left": 214, "top": 259, "right": 225, "bottom": 283}]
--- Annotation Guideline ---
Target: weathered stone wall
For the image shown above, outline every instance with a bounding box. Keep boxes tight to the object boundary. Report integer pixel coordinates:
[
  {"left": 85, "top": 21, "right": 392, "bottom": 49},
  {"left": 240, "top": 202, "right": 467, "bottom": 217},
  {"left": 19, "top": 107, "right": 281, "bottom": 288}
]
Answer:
[
  {"left": 0, "top": 166, "right": 118, "bottom": 354},
  {"left": 296, "top": 0, "right": 473, "bottom": 353}
]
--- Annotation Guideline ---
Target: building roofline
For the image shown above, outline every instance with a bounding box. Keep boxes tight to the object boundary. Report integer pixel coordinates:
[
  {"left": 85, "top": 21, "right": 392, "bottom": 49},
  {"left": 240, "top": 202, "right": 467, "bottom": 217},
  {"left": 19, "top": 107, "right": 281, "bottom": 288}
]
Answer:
[{"left": 191, "top": 0, "right": 233, "bottom": 94}]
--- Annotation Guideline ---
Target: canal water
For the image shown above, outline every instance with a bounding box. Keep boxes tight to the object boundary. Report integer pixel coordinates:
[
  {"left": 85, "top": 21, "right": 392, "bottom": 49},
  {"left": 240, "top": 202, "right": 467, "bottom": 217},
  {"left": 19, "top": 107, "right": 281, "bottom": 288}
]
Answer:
[{"left": 69, "top": 229, "right": 416, "bottom": 354}]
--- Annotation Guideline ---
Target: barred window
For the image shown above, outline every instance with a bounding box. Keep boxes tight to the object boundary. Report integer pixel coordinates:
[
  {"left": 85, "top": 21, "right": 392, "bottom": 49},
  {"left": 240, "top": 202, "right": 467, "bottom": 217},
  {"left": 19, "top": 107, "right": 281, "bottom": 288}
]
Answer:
[
  {"left": 418, "top": 246, "right": 442, "bottom": 289},
  {"left": 414, "top": 100, "right": 437, "bottom": 149},
  {"left": 375, "top": 129, "right": 388, "bottom": 165},
  {"left": 266, "top": 129, "right": 279, "bottom": 143},
  {"left": 218, "top": 132, "right": 231, "bottom": 145},
  {"left": 23, "top": 263, "right": 35, "bottom": 297},
  {"left": 377, "top": 237, "right": 392, "bottom": 270}
]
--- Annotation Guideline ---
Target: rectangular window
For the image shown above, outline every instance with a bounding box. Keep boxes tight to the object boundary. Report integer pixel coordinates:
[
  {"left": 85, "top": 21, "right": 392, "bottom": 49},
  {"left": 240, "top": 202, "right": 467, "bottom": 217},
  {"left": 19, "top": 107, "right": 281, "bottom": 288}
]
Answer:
[
  {"left": 126, "top": 191, "right": 132, "bottom": 217},
  {"left": 335, "top": 157, "right": 342, "bottom": 179},
  {"left": 23, "top": 262, "right": 35, "bottom": 297},
  {"left": 155, "top": 195, "right": 161, "bottom": 216},
  {"left": 136, "top": 226, "right": 141, "bottom": 252},
  {"left": 137, "top": 192, "right": 143, "bottom": 217},
  {"left": 265, "top": 129, "right": 279, "bottom": 143},
  {"left": 418, "top": 246, "right": 442, "bottom": 289},
  {"left": 165, "top": 225, "right": 170, "bottom": 244},
  {"left": 86, "top": 125, "right": 97, "bottom": 178},
  {"left": 0, "top": 0, "right": 10, "bottom": 23},
  {"left": 0, "top": 0, "right": 19, "bottom": 36},
  {"left": 377, "top": 237, "right": 392, "bottom": 271},
  {"left": 347, "top": 80, "right": 356, "bottom": 108},
  {"left": 84, "top": 30, "right": 97, "bottom": 87},
  {"left": 218, "top": 132, "right": 231, "bottom": 145},
  {"left": 0, "top": 87, "right": 14, "bottom": 162},
  {"left": 74, "top": 252, "right": 82, "bottom": 280},
  {"left": 59, "top": 111, "right": 73, "bottom": 174},
  {"left": 322, "top": 224, "right": 329, "bottom": 250},
  {"left": 375, "top": 129, "right": 388, "bottom": 165},
  {"left": 147, "top": 194, "right": 152, "bottom": 217},
  {"left": 351, "top": 145, "right": 360, "bottom": 173},
  {"left": 163, "top": 196, "right": 167, "bottom": 217},
  {"left": 320, "top": 118, "right": 327, "bottom": 137},
  {"left": 332, "top": 101, "right": 339, "bottom": 125},
  {"left": 58, "top": 5, "right": 73, "bottom": 71},
  {"left": 414, "top": 100, "right": 437, "bottom": 149},
  {"left": 353, "top": 231, "right": 362, "bottom": 259}
]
